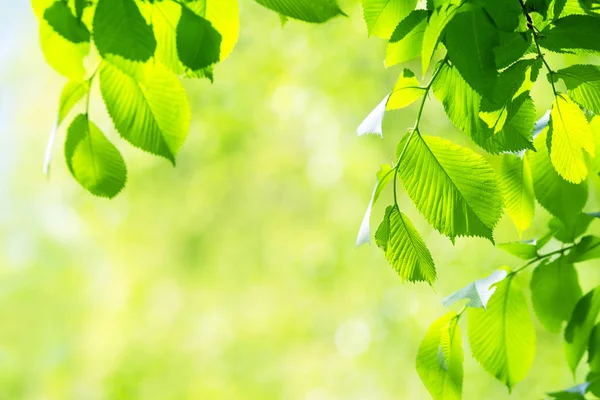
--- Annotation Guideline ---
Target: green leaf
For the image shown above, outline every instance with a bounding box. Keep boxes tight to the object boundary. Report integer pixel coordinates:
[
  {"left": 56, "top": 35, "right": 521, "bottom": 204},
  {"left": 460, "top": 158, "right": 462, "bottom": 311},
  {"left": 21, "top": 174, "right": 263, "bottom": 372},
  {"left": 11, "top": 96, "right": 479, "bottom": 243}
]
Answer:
[
  {"left": 386, "top": 69, "right": 425, "bottom": 110},
  {"left": 442, "top": 269, "right": 508, "bottom": 309},
  {"left": 422, "top": 1, "right": 462, "bottom": 74},
  {"left": 385, "top": 11, "right": 427, "bottom": 67},
  {"left": 550, "top": 212, "right": 600, "bottom": 243},
  {"left": 482, "top": 0, "right": 524, "bottom": 32},
  {"left": 540, "top": 15, "right": 600, "bottom": 54},
  {"left": 375, "top": 206, "right": 436, "bottom": 284},
  {"left": 397, "top": 132, "right": 503, "bottom": 242},
  {"left": 565, "top": 286, "right": 600, "bottom": 373},
  {"left": 445, "top": 8, "right": 499, "bottom": 97},
  {"left": 362, "top": 0, "right": 417, "bottom": 39},
  {"left": 589, "top": 323, "right": 600, "bottom": 372},
  {"left": 64, "top": 114, "right": 127, "bottom": 198},
  {"left": 531, "top": 258, "right": 582, "bottom": 333},
  {"left": 43, "top": 1, "right": 90, "bottom": 43},
  {"left": 356, "top": 165, "right": 394, "bottom": 247},
  {"left": 556, "top": 64, "right": 600, "bottom": 115},
  {"left": 99, "top": 58, "right": 191, "bottom": 163},
  {"left": 468, "top": 276, "right": 536, "bottom": 391},
  {"left": 177, "top": 6, "right": 222, "bottom": 70},
  {"left": 500, "top": 155, "right": 535, "bottom": 234},
  {"left": 390, "top": 9, "right": 428, "bottom": 42},
  {"left": 548, "top": 94, "right": 595, "bottom": 184},
  {"left": 254, "top": 0, "right": 345, "bottom": 23},
  {"left": 568, "top": 236, "right": 600, "bottom": 263},
  {"left": 416, "top": 313, "right": 463, "bottom": 400},
  {"left": 37, "top": 19, "right": 89, "bottom": 80},
  {"left": 74, "top": 0, "right": 84, "bottom": 21},
  {"left": 479, "top": 59, "right": 537, "bottom": 134},
  {"left": 433, "top": 63, "right": 535, "bottom": 154},
  {"left": 44, "top": 80, "right": 90, "bottom": 175},
  {"left": 498, "top": 240, "right": 538, "bottom": 260},
  {"left": 494, "top": 31, "right": 533, "bottom": 71},
  {"left": 205, "top": 0, "right": 240, "bottom": 61},
  {"left": 93, "top": 0, "right": 157, "bottom": 61},
  {"left": 527, "top": 130, "right": 588, "bottom": 225}
]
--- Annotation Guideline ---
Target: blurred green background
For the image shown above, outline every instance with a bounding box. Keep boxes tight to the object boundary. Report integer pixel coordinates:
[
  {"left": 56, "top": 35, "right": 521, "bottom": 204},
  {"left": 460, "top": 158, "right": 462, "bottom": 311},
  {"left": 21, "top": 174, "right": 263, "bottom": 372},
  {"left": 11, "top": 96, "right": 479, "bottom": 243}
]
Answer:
[{"left": 2, "top": 0, "right": 600, "bottom": 398}]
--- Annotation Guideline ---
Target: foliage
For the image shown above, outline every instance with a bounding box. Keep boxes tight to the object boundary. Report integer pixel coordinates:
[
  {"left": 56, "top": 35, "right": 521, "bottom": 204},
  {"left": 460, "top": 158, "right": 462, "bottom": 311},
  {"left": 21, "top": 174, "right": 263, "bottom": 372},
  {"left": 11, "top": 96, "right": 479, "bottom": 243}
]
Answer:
[{"left": 31, "top": 0, "right": 600, "bottom": 398}]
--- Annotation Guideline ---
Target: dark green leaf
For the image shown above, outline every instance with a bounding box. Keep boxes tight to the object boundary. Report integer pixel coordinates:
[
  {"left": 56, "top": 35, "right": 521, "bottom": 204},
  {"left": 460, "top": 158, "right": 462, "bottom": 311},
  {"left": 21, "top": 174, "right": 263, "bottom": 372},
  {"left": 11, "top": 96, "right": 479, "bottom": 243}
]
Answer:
[
  {"left": 93, "top": 0, "right": 157, "bottom": 61},
  {"left": 482, "top": 0, "right": 524, "bottom": 32},
  {"left": 390, "top": 9, "right": 428, "bottom": 42},
  {"left": 540, "top": 15, "right": 600, "bottom": 54},
  {"left": 445, "top": 8, "right": 499, "bottom": 97},
  {"left": 255, "top": 0, "right": 345, "bottom": 23},
  {"left": 64, "top": 114, "right": 127, "bottom": 198},
  {"left": 177, "top": 6, "right": 222, "bottom": 71},
  {"left": 494, "top": 31, "right": 533, "bottom": 70},
  {"left": 548, "top": 382, "right": 591, "bottom": 400},
  {"left": 555, "top": 64, "right": 600, "bottom": 115},
  {"left": 43, "top": 1, "right": 90, "bottom": 43},
  {"left": 565, "top": 286, "right": 600, "bottom": 373},
  {"left": 589, "top": 323, "right": 600, "bottom": 372},
  {"left": 531, "top": 258, "right": 582, "bottom": 333}
]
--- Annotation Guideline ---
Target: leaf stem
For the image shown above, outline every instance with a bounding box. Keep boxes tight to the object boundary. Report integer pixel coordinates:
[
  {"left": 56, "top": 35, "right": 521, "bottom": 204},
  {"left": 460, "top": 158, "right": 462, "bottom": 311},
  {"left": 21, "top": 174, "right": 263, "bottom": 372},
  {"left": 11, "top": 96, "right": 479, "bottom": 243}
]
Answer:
[
  {"left": 517, "top": 0, "right": 559, "bottom": 97},
  {"left": 510, "top": 244, "right": 576, "bottom": 276},
  {"left": 391, "top": 62, "right": 445, "bottom": 207}
]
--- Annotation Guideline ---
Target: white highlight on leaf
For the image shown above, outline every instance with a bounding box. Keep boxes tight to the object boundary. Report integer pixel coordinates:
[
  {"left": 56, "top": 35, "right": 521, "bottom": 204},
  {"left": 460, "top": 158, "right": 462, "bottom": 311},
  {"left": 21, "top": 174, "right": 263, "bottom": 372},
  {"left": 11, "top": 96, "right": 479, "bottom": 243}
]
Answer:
[
  {"left": 356, "top": 94, "right": 390, "bottom": 137},
  {"left": 356, "top": 182, "right": 378, "bottom": 247},
  {"left": 442, "top": 269, "right": 508, "bottom": 309},
  {"left": 43, "top": 117, "right": 59, "bottom": 175}
]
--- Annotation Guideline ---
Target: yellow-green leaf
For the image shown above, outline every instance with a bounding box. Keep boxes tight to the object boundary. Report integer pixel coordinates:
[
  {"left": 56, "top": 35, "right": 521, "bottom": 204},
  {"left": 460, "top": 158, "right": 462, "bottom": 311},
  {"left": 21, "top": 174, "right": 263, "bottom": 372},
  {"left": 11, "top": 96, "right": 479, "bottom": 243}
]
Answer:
[
  {"left": 386, "top": 68, "right": 425, "bottom": 110},
  {"left": 549, "top": 94, "right": 595, "bottom": 184},
  {"left": 500, "top": 154, "right": 535, "bottom": 234}
]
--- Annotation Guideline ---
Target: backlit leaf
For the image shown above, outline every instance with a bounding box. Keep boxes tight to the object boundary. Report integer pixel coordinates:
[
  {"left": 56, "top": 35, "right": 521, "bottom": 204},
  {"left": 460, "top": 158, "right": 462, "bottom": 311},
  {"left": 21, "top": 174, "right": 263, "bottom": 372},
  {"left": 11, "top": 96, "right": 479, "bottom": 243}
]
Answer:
[
  {"left": 531, "top": 258, "right": 582, "bottom": 333},
  {"left": 556, "top": 64, "right": 600, "bottom": 115},
  {"left": 416, "top": 313, "right": 463, "bottom": 400},
  {"left": 422, "top": 1, "right": 462, "bottom": 74},
  {"left": 385, "top": 10, "right": 427, "bottom": 67},
  {"left": 356, "top": 165, "right": 394, "bottom": 247},
  {"left": 468, "top": 275, "right": 536, "bottom": 390},
  {"left": 565, "top": 286, "right": 600, "bottom": 373},
  {"left": 64, "top": 114, "right": 127, "bottom": 198},
  {"left": 540, "top": 15, "right": 600, "bottom": 54},
  {"left": 375, "top": 206, "right": 436, "bottom": 284},
  {"left": 386, "top": 68, "right": 425, "bottom": 110},
  {"left": 99, "top": 58, "right": 191, "bottom": 163},
  {"left": 362, "top": 0, "right": 417, "bottom": 38},
  {"left": 527, "top": 130, "right": 588, "bottom": 225},
  {"left": 548, "top": 94, "right": 594, "bottom": 184},
  {"left": 397, "top": 132, "right": 503, "bottom": 242},
  {"left": 500, "top": 154, "right": 535, "bottom": 234}
]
